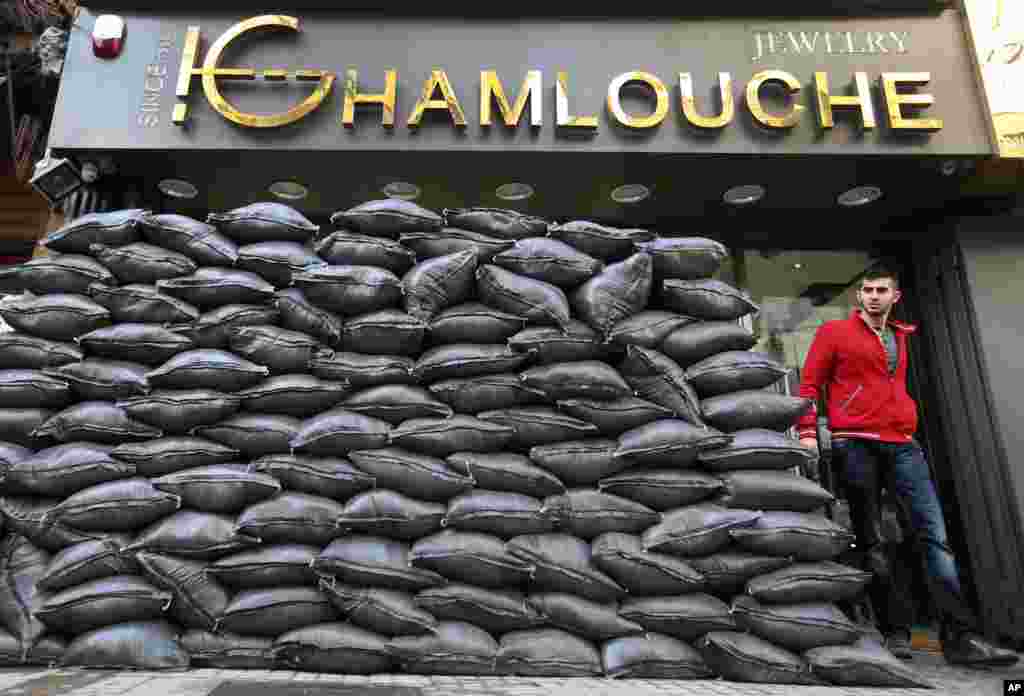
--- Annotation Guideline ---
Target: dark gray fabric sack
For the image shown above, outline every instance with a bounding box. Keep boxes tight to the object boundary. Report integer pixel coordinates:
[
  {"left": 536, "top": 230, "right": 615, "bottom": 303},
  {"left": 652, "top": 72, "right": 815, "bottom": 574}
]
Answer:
[
  {"left": 547, "top": 220, "right": 655, "bottom": 261},
  {"left": 0, "top": 255, "right": 115, "bottom": 295},
  {"left": 388, "top": 416, "right": 514, "bottom": 457},
  {"left": 315, "top": 230, "right": 416, "bottom": 274},
  {"left": 0, "top": 369, "right": 71, "bottom": 408},
  {"left": 690, "top": 551, "right": 795, "bottom": 596},
  {"left": 151, "top": 465, "right": 280, "bottom": 514},
  {"left": 0, "top": 535, "right": 51, "bottom": 650},
  {"left": 444, "top": 490, "right": 555, "bottom": 539},
  {"left": 216, "top": 587, "right": 338, "bottom": 637},
  {"left": 403, "top": 249, "right": 478, "bottom": 321},
  {"left": 293, "top": 265, "right": 403, "bottom": 316},
  {"left": 729, "top": 511, "right": 855, "bottom": 561},
  {"left": 746, "top": 561, "right": 873, "bottom": 605},
  {"left": 116, "top": 390, "right": 240, "bottom": 434},
  {"left": 731, "top": 596, "right": 861, "bottom": 652},
  {"left": 343, "top": 385, "right": 453, "bottom": 424},
  {"left": 33, "top": 403, "right": 162, "bottom": 445},
  {"left": 135, "top": 553, "right": 230, "bottom": 631},
  {"left": 590, "top": 532, "right": 706, "bottom": 596},
  {"left": 805, "top": 636, "right": 934, "bottom": 688},
  {"left": 390, "top": 620, "right": 499, "bottom": 675},
  {"left": 496, "top": 628, "right": 603, "bottom": 677},
  {"left": 660, "top": 320, "right": 758, "bottom": 368},
  {"left": 331, "top": 199, "right": 442, "bottom": 238},
  {"left": 527, "top": 593, "right": 643, "bottom": 641},
  {"left": 520, "top": 360, "right": 631, "bottom": 401},
  {"left": 319, "top": 580, "right": 438, "bottom": 637},
  {"left": 428, "top": 303, "right": 525, "bottom": 345},
  {"left": 641, "top": 503, "right": 761, "bottom": 557},
  {"left": 249, "top": 454, "right": 374, "bottom": 500},
  {"left": 603, "top": 633, "right": 714, "bottom": 679},
  {"left": 556, "top": 397, "right": 674, "bottom": 437},
  {"left": 505, "top": 533, "right": 625, "bottom": 603},
  {"left": 274, "top": 622, "right": 393, "bottom": 674},
  {"left": 0, "top": 408, "right": 52, "bottom": 447},
  {"left": 207, "top": 202, "right": 319, "bottom": 244},
  {"left": 444, "top": 207, "right": 548, "bottom": 240},
  {"left": 415, "top": 584, "right": 543, "bottom": 635},
  {"left": 90, "top": 242, "right": 196, "bottom": 284},
  {"left": 228, "top": 324, "right": 327, "bottom": 375},
  {"left": 313, "top": 536, "right": 445, "bottom": 591},
  {"left": 0, "top": 497, "right": 101, "bottom": 551},
  {"left": 507, "top": 321, "right": 606, "bottom": 364},
  {"left": 88, "top": 283, "right": 200, "bottom": 324},
  {"left": 308, "top": 352, "right": 414, "bottom": 387},
  {"left": 479, "top": 408, "right": 598, "bottom": 450},
  {"left": 661, "top": 279, "right": 760, "bottom": 321},
  {"left": 0, "top": 631, "right": 66, "bottom": 667},
  {"left": 124, "top": 510, "right": 259, "bottom": 560},
  {"left": 685, "top": 351, "right": 788, "bottom": 398},
  {"left": 289, "top": 408, "right": 392, "bottom": 457},
  {"left": 606, "top": 311, "right": 694, "bottom": 349},
  {"left": 571, "top": 253, "right": 653, "bottom": 335},
  {"left": 698, "top": 428, "right": 817, "bottom": 472},
  {"left": 181, "top": 630, "right": 275, "bottom": 670},
  {"left": 145, "top": 350, "right": 269, "bottom": 392},
  {"left": 45, "top": 359, "right": 149, "bottom": 401},
  {"left": 236, "top": 242, "right": 324, "bottom": 287},
  {"left": 4, "top": 443, "right": 132, "bottom": 497},
  {"left": 615, "top": 419, "right": 732, "bottom": 467},
  {"left": 429, "top": 373, "right": 546, "bottom": 414},
  {"left": 157, "top": 268, "right": 275, "bottom": 308},
  {"left": 635, "top": 237, "right": 729, "bottom": 280},
  {"left": 399, "top": 228, "right": 513, "bottom": 262},
  {"left": 343, "top": 309, "right": 426, "bottom": 356},
  {"left": 78, "top": 324, "right": 195, "bottom": 366},
  {"left": 410, "top": 529, "right": 535, "bottom": 588},
  {"left": 111, "top": 437, "right": 239, "bottom": 477},
  {"left": 447, "top": 451, "right": 565, "bottom": 498},
  {"left": 42, "top": 209, "right": 146, "bottom": 254},
  {"left": 60, "top": 620, "right": 190, "bottom": 670},
  {"left": 492, "top": 237, "right": 603, "bottom": 287},
  {"left": 37, "top": 537, "right": 138, "bottom": 592},
  {"left": 619, "top": 345, "right": 704, "bottom": 425},
  {"left": 697, "top": 631, "right": 822, "bottom": 685},
  {"left": 235, "top": 492, "right": 345, "bottom": 546},
  {"left": 338, "top": 489, "right": 446, "bottom": 540},
  {"left": 35, "top": 575, "right": 171, "bottom": 635},
  {"left": 0, "top": 333, "right": 82, "bottom": 369},
  {"left": 192, "top": 414, "right": 301, "bottom": 458},
  {"left": 414, "top": 344, "right": 531, "bottom": 383},
  {"left": 527, "top": 439, "right": 631, "bottom": 488},
  {"left": 275, "top": 288, "right": 343, "bottom": 348},
  {"left": 139, "top": 213, "right": 238, "bottom": 266},
  {"left": 0, "top": 293, "right": 111, "bottom": 341},
  {"left": 476, "top": 264, "right": 571, "bottom": 328},
  {"left": 207, "top": 544, "right": 319, "bottom": 589},
  {"left": 598, "top": 469, "right": 724, "bottom": 511},
  {"left": 177, "top": 304, "right": 281, "bottom": 350},
  {"left": 542, "top": 489, "right": 660, "bottom": 540},
  {"left": 717, "top": 470, "right": 834, "bottom": 512},
  {"left": 237, "top": 375, "right": 349, "bottom": 417},
  {"left": 348, "top": 447, "right": 473, "bottom": 501},
  {"left": 620, "top": 594, "right": 735, "bottom": 642},
  {"left": 700, "top": 390, "right": 813, "bottom": 432},
  {"left": 47, "top": 478, "right": 180, "bottom": 531}
]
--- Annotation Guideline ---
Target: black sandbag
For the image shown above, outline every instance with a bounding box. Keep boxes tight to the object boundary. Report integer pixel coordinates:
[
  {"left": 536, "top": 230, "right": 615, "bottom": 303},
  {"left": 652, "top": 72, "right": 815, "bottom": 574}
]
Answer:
[
  {"left": 598, "top": 469, "right": 724, "bottom": 511},
  {"left": 88, "top": 283, "right": 199, "bottom": 324},
  {"left": 0, "top": 408, "right": 52, "bottom": 447},
  {"left": 411, "top": 226, "right": 516, "bottom": 262},
  {"left": 290, "top": 408, "right": 392, "bottom": 457},
  {"left": 444, "top": 490, "right": 555, "bottom": 538},
  {"left": 620, "top": 594, "right": 735, "bottom": 641},
  {"left": 402, "top": 249, "right": 478, "bottom": 321},
  {"left": 293, "top": 265, "right": 403, "bottom": 316},
  {"left": 603, "top": 633, "right": 714, "bottom": 679},
  {"left": 635, "top": 237, "right": 729, "bottom": 280},
  {"left": 479, "top": 408, "right": 598, "bottom": 451},
  {"left": 111, "top": 437, "right": 239, "bottom": 477},
  {"left": 505, "top": 533, "right": 625, "bottom": 603},
  {"left": 145, "top": 349, "right": 269, "bottom": 392},
  {"left": 496, "top": 628, "right": 603, "bottom": 677},
  {"left": 556, "top": 397, "right": 674, "bottom": 438},
  {"left": 661, "top": 279, "right": 760, "bottom": 321},
  {"left": 343, "top": 385, "right": 453, "bottom": 424},
  {"left": 176, "top": 304, "right": 281, "bottom": 350},
  {"left": 338, "top": 489, "right": 445, "bottom": 540},
  {"left": 319, "top": 580, "right": 438, "bottom": 636},
  {"left": 0, "top": 255, "right": 115, "bottom": 295},
  {"left": 747, "top": 561, "right": 872, "bottom": 605},
  {"left": 697, "top": 631, "right": 822, "bottom": 685},
  {"left": 410, "top": 529, "right": 535, "bottom": 588},
  {"left": 348, "top": 448, "right": 473, "bottom": 502},
  {"left": 428, "top": 303, "right": 525, "bottom": 345},
  {"left": 660, "top": 320, "right": 758, "bottom": 368},
  {"left": 152, "top": 465, "right": 280, "bottom": 514},
  {"left": 805, "top": 636, "right": 934, "bottom": 688},
  {"left": 616, "top": 419, "right": 732, "bottom": 467},
  {"left": 331, "top": 199, "right": 442, "bottom": 238},
  {"left": 35, "top": 575, "right": 171, "bottom": 635},
  {"left": 701, "top": 390, "right": 813, "bottom": 432},
  {"left": 78, "top": 324, "right": 195, "bottom": 366},
  {"left": 4, "top": 443, "right": 132, "bottom": 497},
  {"left": 0, "top": 293, "right": 110, "bottom": 341},
  {"left": 591, "top": 532, "right": 706, "bottom": 596},
  {"left": 47, "top": 478, "right": 180, "bottom": 531},
  {"left": 507, "top": 321, "right": 606, "bottom": 364},
  {"left": 476, "top": 265, "right": 571, "bottom": 328},
  {"left": 117, "top": 389, "right": 241, "bottom": 434},
  {"left": 729, "top": 511, "right": 855, "bottom": 562},
  {"left": 444, "top": 207, "right": 548, "bottom": 240},
  {"left": 33, "top": 402, "right": 161, "bottom": 445},
  {"left": 90, "top": 242, "right": 196, "bottom": 284},
  {"left": 193, "top": 414, "right": 301, "bottom": 458},
  {"left": 249, "top": 454, "right": 374, "bottom": 500},
  {"left": 42, "top": 208, "right": 146, "bottom": 254},
  {"left": 492, "top": 237, "right": 603, "bottom": 287},
  {"left": 717, "top": 470, "right": 834, "bottom": 512},
  {"left": 429, "top": 373, "right": 546, "bottom": 414},
  {"left": 139, "top": 213, "right": 238, "bottom": 266},
  {"left": 236, "top": 492, "right": 345, "bottom": 546},
  {"left": 447, "top": 452, "right": 565, "bottom": 498},
  {"left": 217, "top": 587, "right": 338, "bottom": 637},
  {"left": 0, "top": 535, "right": 50, "bottom": 650},
  {"left": 528, "top": 439, "right": 631, "bottom": 488},
  {"left": 207, "top": 544, "right": 319, "bottom": 589},
  {"left": 157, "top": 268, "right": 275, "bottom": 308},
  {"left": 274, "top": 622, "right": 393, "bottom": 674},
  {"left": 208, "top": 202, "right": 319, "bottom": 244},
  {"left": 606, "top": 311, "right": 695, "bottom": 349},
  {"left": 61, "top": 620, "right": 190, "bottom": 670},
  {"left": 732, "top": 596, "right": 861, "bottom": 652},
  {"left": 542, "top": 489, "right": 660, "bottom": 540},
  {"left": 181, "top": 630, "right": 275, "bottom": 670},
  {"left": 236, "top": 241, "right": 324, "bottom": 287},
  {"left": 690, "top": 551, "right": 794, "bottom": 597},
  {"left": 642, "top": 503, "right": 761, "bottom": 557},
  {"left": 275, "top": 288, "right": 343, "bottom": 348},
  {"left": 414, "top": 344, "right": 530, "bottom": 383},
  {"left": 237, "top": 375, "right": 349, "bottom": 418},
  {"left": 314, "top": 536, "right": 445, "bottom": 591},
  {"left": 315, "top": 230, "right": 416, "bottom": 274},
  {"left": 44, "top": 359, "right": 149, "bottom": 401},
  {"left": 698, "top": 428, "right": 817, "bottom": 472},
  {"left": 520, "top": 361, "right": 631, "bottom": 401},
  {"left": 388, "top": 416, "right": 514, "bottom": 457},
  {"left": 0, "top": 497, "right": 100, "bottom": 551},
  {"left": 415, "top": 584, "right": 543, "bottom": 635},
  {"left": 548, "top": 220, "right": 655, "bottom": 261},
  {"left": 37, "top": 537, "right": 138, "bottom": 593},
  {"left": 228, "top": 325, "right": 327, "bottom": 375},
  {"left": 0, "top": 369, "right": 71, "bottom": 409},
  {"left": 124, "top": 510, "right": 258, "bottom": 560},
  {"left": 685, "top": 351, "right": 788, "bottom": 398},
  {"left": 0, "top": 332, "right": 82, "bottom": 369},
  {"left": 0, "top": 631, "right": 66, "bottom": 667},
  {"left": 308, "top": 352, "right": 415, "bottom": 387},
  {"left": 343, "top": 309, "right": 426, "bottom": 356},
  {"left": 391, "top": 620, "right": 499, "bottom": 675},
  {"left": 571, "top": 252, "right": 653, "bottom": 334},
  {"left": 527, "top": 593, "right": 643, "bottom": 641},
  {"left": 618, "top": 345, "right": 704, "bottom": 424}
]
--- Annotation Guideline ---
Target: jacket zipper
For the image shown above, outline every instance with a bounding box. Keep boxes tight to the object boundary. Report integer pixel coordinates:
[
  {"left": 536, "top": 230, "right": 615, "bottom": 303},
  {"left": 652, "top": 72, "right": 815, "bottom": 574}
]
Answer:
[{"left": 838, "top": 385, "right": 863, "bottom": 412}]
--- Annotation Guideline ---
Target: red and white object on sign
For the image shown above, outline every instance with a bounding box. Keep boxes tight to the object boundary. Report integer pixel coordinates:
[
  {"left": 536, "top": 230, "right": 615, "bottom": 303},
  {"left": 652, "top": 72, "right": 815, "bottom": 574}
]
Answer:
[{"left": 92, "top": 15, "right": 125, "bottom": 59}]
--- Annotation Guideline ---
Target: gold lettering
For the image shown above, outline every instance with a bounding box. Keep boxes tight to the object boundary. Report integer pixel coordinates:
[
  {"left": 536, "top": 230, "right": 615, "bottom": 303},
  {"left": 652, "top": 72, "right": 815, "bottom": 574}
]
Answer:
[
  {"left": 881, "top": 72, "right": 942, "bottom": 131},
  {"left": 142, "top": 92, "right": 160, "bottom": 106},
  {"left": 607, "top": 71, "right": 669, "bottom": 129},
  {"left": 795, "top": 31, "right": 819, "bottom": 53},
  {"left": 556, "top": 71, "right": 598, "bottom": 130},
  {"left": 407, "top": 69, "right": 467, "bottom": 127},
  {"left": 746, "top": 70, "right": 804, "bottom": 129},
  {"left": 889, "top": 31, "right": 909, "bottom": 53},
  {"left": 824, "top": 32, "right": 837, "bottom": 54},
  {"left": 145, "top": 77, "right": 165, "bottom": 92},
  {"left": 866, "top": 32, "right": 888, "bottom": 53},
  {"left": 753, "top": 33, "right": 767, "bottom": 61},
  {"left": 815, "top": 72, "right": 876, "bottom": 129},
  {"left": 342, "top": 69, "right": 397, "bottom": 128},
  {"left": 147, "top": 64, "right": 167, "bottom": 77},
  {"left": 844, "top": 31, "right": 865, "bottom": 54},
  {"left": 773, "top": 32, "right": 788, "bottom": 54},
  {"left": 138, "top": 113, "right": 159, "bottom": 128},
  {"left": 680, "top": 72, "right": 734, "bottom": 129},
  {"left": 480, "top": 70, "right": 542, "bottom": 127}
]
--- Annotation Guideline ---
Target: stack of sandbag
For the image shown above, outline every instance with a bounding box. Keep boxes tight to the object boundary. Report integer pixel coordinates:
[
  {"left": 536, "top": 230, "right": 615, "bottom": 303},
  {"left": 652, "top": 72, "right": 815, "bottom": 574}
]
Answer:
[{"left": 0, "top": 201, "right": 928, "bottom": 688}]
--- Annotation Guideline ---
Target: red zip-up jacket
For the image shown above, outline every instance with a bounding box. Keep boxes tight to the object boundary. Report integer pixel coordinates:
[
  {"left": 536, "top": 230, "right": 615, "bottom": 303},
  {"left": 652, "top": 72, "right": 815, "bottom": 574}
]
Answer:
[{"left": 797, "top": 309, "right": 918, "bottom": 443}]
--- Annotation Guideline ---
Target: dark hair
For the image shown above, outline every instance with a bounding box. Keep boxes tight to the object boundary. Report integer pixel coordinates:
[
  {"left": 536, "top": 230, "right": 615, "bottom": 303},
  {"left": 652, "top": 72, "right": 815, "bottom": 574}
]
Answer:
[{"left": 861, "top": 265, "right": 900, "bottom": 290}]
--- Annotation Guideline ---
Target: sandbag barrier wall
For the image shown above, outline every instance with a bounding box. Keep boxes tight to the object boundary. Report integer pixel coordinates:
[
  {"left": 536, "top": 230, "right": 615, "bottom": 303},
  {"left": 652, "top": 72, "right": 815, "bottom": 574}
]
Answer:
[{"left": 0, "top": 202, "right": 928, "bottom": 688}]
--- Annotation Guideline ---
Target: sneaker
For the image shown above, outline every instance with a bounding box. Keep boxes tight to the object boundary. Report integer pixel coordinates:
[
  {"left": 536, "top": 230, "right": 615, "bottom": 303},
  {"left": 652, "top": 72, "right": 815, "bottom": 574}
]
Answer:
[
  {"left": 884, "top": 630, "right": 915, "bottom": 660},
  {"left": 943, "top": 631, "right": 1020, "bottom": 668}
]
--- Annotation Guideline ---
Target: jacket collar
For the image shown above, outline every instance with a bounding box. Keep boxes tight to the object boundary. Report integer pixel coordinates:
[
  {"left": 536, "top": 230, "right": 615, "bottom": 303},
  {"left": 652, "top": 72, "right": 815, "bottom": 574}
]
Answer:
[{"left": 849, "top": 309, "right": 918, "bottom": 334}]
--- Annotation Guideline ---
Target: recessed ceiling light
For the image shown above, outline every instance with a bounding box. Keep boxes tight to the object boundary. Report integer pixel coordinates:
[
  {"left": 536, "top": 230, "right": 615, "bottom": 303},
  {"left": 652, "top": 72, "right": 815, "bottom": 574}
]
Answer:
[
  {"left": 157, "top": 178, "right": 199, "bottom": 199},
  {"left": 793, "top": 263, "right": 803, "bottom": 270},
  {"left": 495, "top": 183, "right": 535, "bottom": 201},
  {"left": 723, "top": 184, "right": 766, "bottom": 206},
  {"left": 381, "top": 181, "right": 421, "bottom": 200},
  {"left": 611, "top": 184, "right": 651, "bottom": 204},
  {"left": 268, "top": 181, "right": 309, "bottom": 201},
  {"left": 838, "top": 186, "right": 883, "bottom": 207}
]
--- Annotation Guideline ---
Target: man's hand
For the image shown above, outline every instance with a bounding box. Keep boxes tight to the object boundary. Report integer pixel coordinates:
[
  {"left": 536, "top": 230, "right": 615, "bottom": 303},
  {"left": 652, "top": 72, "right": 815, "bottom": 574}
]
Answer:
[{"left": 800, "top": 437, "right": 818, "bottom": 451}]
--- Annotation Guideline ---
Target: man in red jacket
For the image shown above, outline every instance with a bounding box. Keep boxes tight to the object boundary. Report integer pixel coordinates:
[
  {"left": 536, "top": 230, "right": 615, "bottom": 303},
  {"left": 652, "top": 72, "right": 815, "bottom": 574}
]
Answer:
[{"left": 798, "top": 266, "right": 1017, "bottom": 667}]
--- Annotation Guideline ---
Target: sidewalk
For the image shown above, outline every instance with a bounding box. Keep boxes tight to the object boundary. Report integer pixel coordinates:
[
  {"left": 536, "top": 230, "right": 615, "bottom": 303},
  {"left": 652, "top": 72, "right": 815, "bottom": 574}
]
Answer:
[{"left": 1, "top": 649, "right": 1022, "bottom": 696}]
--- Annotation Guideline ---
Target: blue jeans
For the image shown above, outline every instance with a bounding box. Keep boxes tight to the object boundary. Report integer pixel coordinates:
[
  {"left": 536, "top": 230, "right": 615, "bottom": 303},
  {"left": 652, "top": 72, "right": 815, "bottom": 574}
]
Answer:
[{"left": 834, "top": 438, "right": 978, "bottom": 634}]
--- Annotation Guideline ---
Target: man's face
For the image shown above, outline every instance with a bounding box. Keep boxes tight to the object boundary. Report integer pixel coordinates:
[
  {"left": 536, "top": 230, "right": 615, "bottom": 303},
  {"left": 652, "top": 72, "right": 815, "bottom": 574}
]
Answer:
[{"left": 858, "top": 277, "right": 901, "bottom": 316}]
